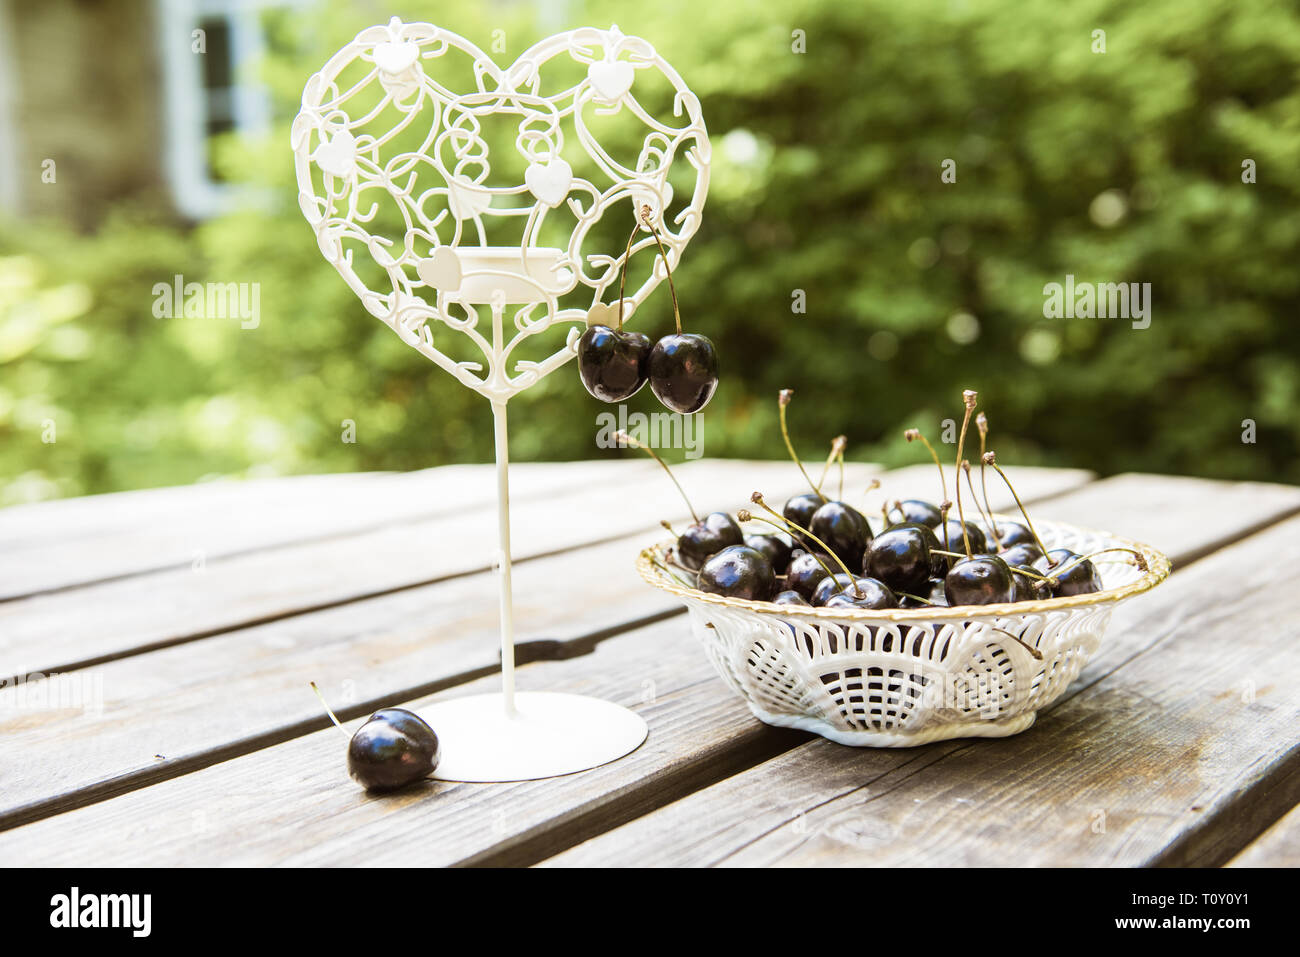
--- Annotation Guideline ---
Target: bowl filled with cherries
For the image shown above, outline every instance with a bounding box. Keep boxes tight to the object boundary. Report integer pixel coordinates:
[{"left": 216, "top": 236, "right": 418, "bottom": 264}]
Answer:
[{"left": 630, "top": 389, "right": 1170, "bottom": 747}]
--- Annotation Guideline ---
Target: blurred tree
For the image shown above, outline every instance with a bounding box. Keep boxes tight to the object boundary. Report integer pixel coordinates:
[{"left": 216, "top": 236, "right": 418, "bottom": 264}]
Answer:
[{"left": 1, "top": 0, "right": 1297, "bottom": 504}]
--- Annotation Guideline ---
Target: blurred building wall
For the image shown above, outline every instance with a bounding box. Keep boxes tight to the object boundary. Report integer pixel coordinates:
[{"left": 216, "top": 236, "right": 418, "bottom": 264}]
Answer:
[{"left": 0, "top": 0, "right": 167, "bottom": 228}]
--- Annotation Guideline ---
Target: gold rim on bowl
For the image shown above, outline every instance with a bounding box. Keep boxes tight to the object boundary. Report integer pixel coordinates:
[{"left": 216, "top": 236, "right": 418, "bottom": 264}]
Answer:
[{"left": 636, "top": 518, "right": 1171, "bottom": 623}]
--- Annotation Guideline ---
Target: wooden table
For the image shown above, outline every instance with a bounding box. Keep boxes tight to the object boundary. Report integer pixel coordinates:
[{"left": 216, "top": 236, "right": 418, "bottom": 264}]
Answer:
[{"left": 1, "top": 459, "right": 1297, "bottom": 867}]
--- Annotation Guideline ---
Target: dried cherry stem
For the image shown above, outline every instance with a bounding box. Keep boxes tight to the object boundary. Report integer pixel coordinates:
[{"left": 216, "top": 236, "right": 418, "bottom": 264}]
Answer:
[
  {"left": 748, "top": 494, "right": 863, "bottom": 597},
  {"left": 937, "top": 499, "right": 955, "bottom": 555},
  {"left": 898, "top": 591, "right": 937, "bottom": 606},
  {"left": 779, "top": 390, "right": 826, "bottom": 501},
  {"left": 904, "top": 428, "right": 948, "bottom": 507},
  {"left": 953, "top": 390, "right": 978, "bottom": 559},
  {"left": 984, "top": 452, "right": 1052, "bottom": 564},
  {"left": 310, "top": 682, "right": 352, "bottom": 741},
  {"left": 615, "top": 429, "right": 699, "bottom": 524},
  {"left": 1049, "top": 547, "right": 1148, "bottom": 581},
  {"left": 989, "top": 627, "right": 1044, "bottom": 661},
  {"left": 649, "top": 554, "right": 694, "bottom": 588},
  {"left": 639, "top": 205, "right": 682, "bottom": 334},
  {"left": 976, "top": 412, "right": 999, "bottom": 542},
  {"left": 961, "top": 460, "right": 996, "bottom": 536},
  {"left": 614, "top": 218, "right": 641, "bottom": 330},
  {"left": 736, "top": 509, "right": 843, "bottom": 588},
  {"left": 815, "top": 435, "right": 846, "bottom": 494}
]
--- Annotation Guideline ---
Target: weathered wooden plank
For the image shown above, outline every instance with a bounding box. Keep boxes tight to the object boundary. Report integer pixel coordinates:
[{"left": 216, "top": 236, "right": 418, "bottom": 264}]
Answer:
[
  {"left": 4, "top": 471, "right": 1282, "bottom": 868},
  {"left": 1226, "top": 802, "right": 1300, "bottom": 867},
  {"left": 0, "top": 461, "right": 648, "bottom": 600},
  {"left": 0, "top": 462, "right": 885, "bottom": 824},
  {"left": 0, "top": 460, "right": 884, "bottom": 676},
  {"left": 0, "top": 616, "right": 806, "bottom": 865},
  {"left": 545, "top": 510, "right": 1300, "bottom": 868},
  {"left": 0, "top": 464, "right": 1084, "bottom": 841}
]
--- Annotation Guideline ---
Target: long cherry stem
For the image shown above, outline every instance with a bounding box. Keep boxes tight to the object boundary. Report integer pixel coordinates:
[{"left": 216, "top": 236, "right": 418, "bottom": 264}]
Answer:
[
  {"left": 639, "top": 205, "right": 682, "bottom": 334},
  {"left": 953, "top": 391, "right": 977, "bottom": 559},
  {"left": 738, "top": 509, "right": 844, "bottom": 592},
  {"left": 1047, "top": 547, "right": 1147, "bottom": 581},
  {"left": 905, "top": 428, "right": 948, "bottom": 507},
  {"left": 976, "top": 412, "right": 999, "bottom": 542},
  {"left": 615, "top": 429, "right": 699, "bottom": 524},
  {"left": 815, "top": 435, "right": 847, "bottom": 496},
  {"left": 985, "top": 453, "right": 1052, "bottom": 564},
  {"left": 749, "top": 493, "right": 863, "bottom": 597},
  {"left": 961, "top": 460, "right": 996, "bottom": 536},
  {"left": 614, "top": 218, "right": 640, "bottom": 330},
  {"left": 779, "top": 390, "right": 826, "bottom": 501},
  {"left": 310, "top": 682, "right": 352, "bottom": 741},
  {"left": 990, "top": 626, "right": 1044, "bottom": 661}
]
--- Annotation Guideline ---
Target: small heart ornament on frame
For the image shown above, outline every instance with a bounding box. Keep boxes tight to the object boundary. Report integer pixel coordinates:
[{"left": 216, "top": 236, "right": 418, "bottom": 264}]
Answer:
[{"left": 290, "top": 18, "right": 712, "bottom": 782}]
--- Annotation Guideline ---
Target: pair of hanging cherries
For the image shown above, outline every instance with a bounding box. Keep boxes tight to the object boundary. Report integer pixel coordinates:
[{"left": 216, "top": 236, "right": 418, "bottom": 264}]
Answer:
[{"left": 576, "top": 205, "right": 718, "bottom": 414}]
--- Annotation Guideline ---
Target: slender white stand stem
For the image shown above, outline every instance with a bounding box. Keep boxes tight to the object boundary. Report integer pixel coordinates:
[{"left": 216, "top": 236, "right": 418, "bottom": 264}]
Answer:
[{"left": 491, "top": 399, "right": 517, "bottom": 718}]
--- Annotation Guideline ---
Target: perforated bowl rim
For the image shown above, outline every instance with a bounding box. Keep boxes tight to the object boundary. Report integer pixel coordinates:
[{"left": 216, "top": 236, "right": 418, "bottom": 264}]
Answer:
[{"left": 636, "top": 515, "right": 1171, "bottom": 624}]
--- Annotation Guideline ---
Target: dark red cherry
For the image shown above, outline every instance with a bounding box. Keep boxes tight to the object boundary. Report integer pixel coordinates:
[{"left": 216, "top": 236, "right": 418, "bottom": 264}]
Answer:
[
  {"left": 1034, "top": 548, "right": 1103, "bottom": 597},
  {"left": 822, "top": 577, "right": 898, "bottom": 610},
  {"left": 697, "top": 545, "right": 775, "bottom": 600},
  {"left": 744, "top": 533, "right": 793, "bottom": 575},
  {"left": 924, "top": 577, "right": 949, "bottom": 606},
  {"left": 773, "top": 589, "right": 811, "bottom": 606},
  {"left": 810, "top": 501, "right": 872, "bottom": 569},
  {"left": 676, "top": 511, "right": 743, "bottom": 571},
  {"left": 937, "top": 519, "right": 988, "bottom": 562},
  {"left": 944, "top": 554, "right": 1014, "bottom": 606},
  {"left": 783, "top": 492, "right": 823, "bottom": 549},
  {"left": 1010, "top": 564, "right": 1048, "bottom": 602},
  {"left": 886, "top": 499, "right": 943, "bottom": 529},
  {"left": 348, "top": 708, "right": 440, "bottom": 792},
  {"left": 577, "top": 325, "right": 652, "bottom": 402},
  {"left": 865, "top": 525, "right": 935, "bottom": 594},
  {"left": 785, "top": 550, "right": 831, "bottom": 600},
  {"left": 994, "top": 521, "right": 1035, "bottom": 549},
  {"left": 648, "top": 333, "right": 718, "bottom": 413},
  {"left": 811, "top": 572, "right": 857, "bottom": 606},
  {"left": 999, "top": 542, "right": 1044, "bottom": 568}
]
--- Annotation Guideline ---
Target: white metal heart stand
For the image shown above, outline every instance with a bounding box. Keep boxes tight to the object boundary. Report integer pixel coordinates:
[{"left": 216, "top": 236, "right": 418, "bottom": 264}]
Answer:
[{"left": 292, "top": 18, "right": 711, "bottom": 780}]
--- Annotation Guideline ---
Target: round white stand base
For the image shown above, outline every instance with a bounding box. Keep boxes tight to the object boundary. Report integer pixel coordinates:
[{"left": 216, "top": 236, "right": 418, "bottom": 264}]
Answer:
[{"left": 418, "top": 691, "right": 648, "bottom": 782}]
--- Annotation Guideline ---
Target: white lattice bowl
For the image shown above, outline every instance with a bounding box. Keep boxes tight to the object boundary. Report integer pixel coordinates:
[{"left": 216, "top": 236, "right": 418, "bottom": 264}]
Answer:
[{"left": 637, "top": 516, "right": 1170, "bottom": 747}]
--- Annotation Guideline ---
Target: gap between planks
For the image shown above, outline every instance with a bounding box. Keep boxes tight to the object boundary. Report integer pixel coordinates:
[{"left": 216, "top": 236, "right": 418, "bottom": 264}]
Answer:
[
  {"left": 4, "top": 471, "right": 1295, "bottom": 865},
  {"left": 544, "top": 503, "right": 1300, "bottom": 868},
  {"left": 0, "top": 464, "right": 1083, "bottom": 840}
]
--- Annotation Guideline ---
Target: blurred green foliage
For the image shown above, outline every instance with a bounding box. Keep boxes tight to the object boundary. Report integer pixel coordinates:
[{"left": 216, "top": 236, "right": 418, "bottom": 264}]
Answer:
[{"left": 3, "top": 0, "right": 1298, "bottom": 504}]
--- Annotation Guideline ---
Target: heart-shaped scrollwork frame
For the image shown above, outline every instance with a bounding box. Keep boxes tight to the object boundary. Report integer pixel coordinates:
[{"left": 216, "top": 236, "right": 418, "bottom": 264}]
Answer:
[{"left": 291, "top": 17, "right": 711, "bottom": 402}]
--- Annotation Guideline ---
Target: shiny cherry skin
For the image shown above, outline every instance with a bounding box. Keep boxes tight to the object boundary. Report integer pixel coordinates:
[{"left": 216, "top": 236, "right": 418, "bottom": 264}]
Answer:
[
  {"left": 810, "top": 501, "right": 872, "bottom": 569},
  {"left": 773, "top": 589, "right": 811, "bottom": 606},
  {"left": 697, "top": 545, "right": 776, "bottom": 601},
  {"left": 864, "top": 525, "right": 934, "bottom": 594},
  {"left": 994, "top": 521, "right": 1035, "bottom": 549},
  {"left": 811, "top": 572, "right": 857, "bottom": 606},
  {"left": 999, "top": 542, "right": 1044, "bottom": 568},
  {"left": 822, "top": 577, "right": 898, "bottom": 610},
  {"left": 1009, "top": 564, "right": 1048, "bottom": 602},
  {"left": 744, "top": 533, "right": 793, "bottom": 575},
  {"left": 577, "top": 325, "right": 653, "bottom": 402},
  {"left": 348, "top": 708, "right": 441, "bottom": 792},
  {"left": 886, "top": 499, "right": 943, "bottom": 529},
  {"left": 1035, "top": 548, "right": 1103, "bottom": 597},
  {"left": 936, "top": 518, "right": 989, "bottom": 562},
  {"left": 783, "top": 492, "right": 824, "bottom": 549},
  {"left": 676, "top": 511, "right": 743, "bottom": 571},
  {"left": 647, "top": 333, "right": 718, "bottom": 413},
  {"left": 944, "top": 554, "right": 1015, "bottom": 606},
  {"left": 785, "top": 550, "right": 831, "bottom": 600}
]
